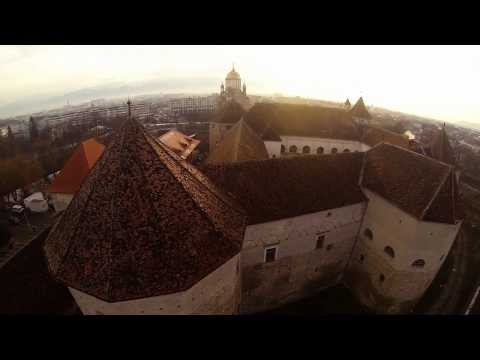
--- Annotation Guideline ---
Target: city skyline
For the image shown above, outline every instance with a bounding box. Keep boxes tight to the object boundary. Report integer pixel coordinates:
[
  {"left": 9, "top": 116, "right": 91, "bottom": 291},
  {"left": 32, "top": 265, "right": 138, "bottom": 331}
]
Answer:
[{"left": 1, "top": 45, "right": 480, "bottom": 123}]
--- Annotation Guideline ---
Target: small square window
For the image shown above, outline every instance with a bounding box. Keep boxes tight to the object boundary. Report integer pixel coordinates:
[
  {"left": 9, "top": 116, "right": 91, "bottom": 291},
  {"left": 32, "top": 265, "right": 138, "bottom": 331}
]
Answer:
[
  {"left": 264, "top": 246, "right": 277, "bottom": 263},
  {"left": 316, "top": 235, "right": 325, "bottom": 249}
]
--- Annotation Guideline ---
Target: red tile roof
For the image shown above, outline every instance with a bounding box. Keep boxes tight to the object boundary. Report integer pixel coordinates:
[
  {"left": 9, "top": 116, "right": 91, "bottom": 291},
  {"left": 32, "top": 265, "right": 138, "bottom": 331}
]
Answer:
[
  {"left": 362, "top": 143, "right": 459, "bottom": 224},
  {"left": 245, "top": 103, "right": 361, "bottom": 141},
  {"left": 158, "top": 129, "right": 200, "bottom": 159},
  {"left": 44, "top": 117, "right": 246, "bottom": 302},
  {"left": 207, "top": 119, "right": 269, "bottom": 164},
  {"left": 202, "top": 153, "right": 367, "bottom": 225},
  {"left": 47, "top": 138, "right": 105, "bottom": 194}
]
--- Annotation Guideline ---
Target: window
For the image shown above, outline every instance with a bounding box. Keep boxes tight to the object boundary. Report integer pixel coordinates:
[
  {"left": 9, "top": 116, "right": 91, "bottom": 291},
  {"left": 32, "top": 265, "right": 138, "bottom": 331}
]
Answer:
[
  {"left": 326, "top": 212, "right": 332, "bottom": 217},
  {"left": 331, "top": 148, "right": 338, "bottom": 154},
  {"left": 316, "top": 235, "right": 325, "bottom": 249},
  {"left": 412, "top": 259, "right": 425, "bottom": 268},
  {"left": 326, "top": 244, "right": 333, "bottom": 251},
  {"left": 384, "top": 246, "right": 395, "bottom": 258},
  {"left": 272, "top": 154, "right": 276, "bottom": 158},
  {"left": 264, "top": 246, "right": 278, "bottom": 263},
  {"left": 289, "top": 145, "right": 297, "bottom": 153},
  {"left": 317, "top": 146, "right": 324, "bottom": 154},
  {"left": 343, "top": 149, "right": 350, "bottom": 153},
  {"left": 379, "top": 274, "right": 385, "bottom": 283},
  {"left": 364, "top": 228, "right": 373, "bottom": 240},
  {"left": 302, "top": 146, "right": 311, "bottom": 154},
  {"left": 359, "top": 254, "right": 365, "bottom": 263},
  {"left": 281, "top": 145, "right": 286, "bottom": 153}
]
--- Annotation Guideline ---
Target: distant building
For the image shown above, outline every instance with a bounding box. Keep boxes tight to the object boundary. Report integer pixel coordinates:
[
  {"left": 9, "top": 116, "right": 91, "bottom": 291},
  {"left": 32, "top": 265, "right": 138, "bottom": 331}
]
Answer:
[
  {"left": 219, "top": 65, "right": 251, "bottom": 111},
  {"left": 169, "top": 95, "right": 218, "bottom": 114}
]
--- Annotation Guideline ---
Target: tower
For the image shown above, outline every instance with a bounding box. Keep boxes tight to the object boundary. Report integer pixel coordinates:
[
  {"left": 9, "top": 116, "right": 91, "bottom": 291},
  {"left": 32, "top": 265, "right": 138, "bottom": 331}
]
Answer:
[{"left": 243, "top": 82, "right": 247, "bottom": 96}]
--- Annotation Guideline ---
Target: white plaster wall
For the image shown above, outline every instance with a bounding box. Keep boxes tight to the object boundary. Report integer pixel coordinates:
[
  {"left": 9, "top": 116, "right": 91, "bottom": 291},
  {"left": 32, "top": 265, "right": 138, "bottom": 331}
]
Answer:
[
  {"left": 50, "top": 193, "right": 73, "bottom": 212},
  {"left": 358, "top": 189, "right": 460, "bottom": 272},
  {"left": 69, "top": 254, "right": 241, "bottom": 315},
  {"left": 240, "top": 203, "right": 365, "bottom": 313},
  {"left": 264, "top": 141, "right": 282, "bottom": 158},
  {"left": 281, "top": 136, "right": 364, "bottom": 155},
  {"left": 346, "top": 188, "right": 461, "bottom": 313}
]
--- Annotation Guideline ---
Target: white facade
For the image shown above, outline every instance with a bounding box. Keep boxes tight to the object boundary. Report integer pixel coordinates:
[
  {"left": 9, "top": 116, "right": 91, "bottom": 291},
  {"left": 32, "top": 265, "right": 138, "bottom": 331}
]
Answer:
[
  {"left": 264, "top": 141, "right": 282, "bottom": 158},
  {"left": 50, "top": 193, "right": 74, "bottom": 212},
  {"left": 70, "top": 254, "right": 241, "bottom": 315},
  {"left": 169, "top": 96, "right": 218, "bottom": 114},
  {"left": 277, "top": 136, "right": 370, "bottom": 156},
  {"left": 346, "top": 189, "right": 462, "bottom": 313},
  {"left": 240, "top": 203, "right": 366, "bottom": 313}
]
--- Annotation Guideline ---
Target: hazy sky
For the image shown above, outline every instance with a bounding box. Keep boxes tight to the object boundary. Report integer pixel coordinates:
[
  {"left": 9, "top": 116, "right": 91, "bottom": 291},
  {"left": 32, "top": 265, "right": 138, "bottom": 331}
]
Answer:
[{"left": 1, "top": 45, "right": 480, "bottom": 123}]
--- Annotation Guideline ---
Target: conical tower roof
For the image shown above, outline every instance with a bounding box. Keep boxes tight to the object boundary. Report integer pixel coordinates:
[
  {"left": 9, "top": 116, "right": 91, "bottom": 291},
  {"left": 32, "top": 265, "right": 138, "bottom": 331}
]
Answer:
[
  {"left": 207, "top": 118, "right": 269, "bottom": 164},
  {"left": 350, "top": 97, "right": 371, "bottom": 119},
  {"left": 344, "top": 98, "right": 351, "bottom": 108},
  {"left": 44, "top": 116, "right": 246, "bottom": 302},
  {"left": 430, "top": 124, "right": 455, "bottom": 166}
]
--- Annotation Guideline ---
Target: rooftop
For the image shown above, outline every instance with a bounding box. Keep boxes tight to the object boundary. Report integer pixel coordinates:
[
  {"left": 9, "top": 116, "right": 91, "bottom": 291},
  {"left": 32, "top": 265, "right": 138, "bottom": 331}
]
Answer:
[{"left": 44, "top": 116, "right": 246, "bottom": 302}]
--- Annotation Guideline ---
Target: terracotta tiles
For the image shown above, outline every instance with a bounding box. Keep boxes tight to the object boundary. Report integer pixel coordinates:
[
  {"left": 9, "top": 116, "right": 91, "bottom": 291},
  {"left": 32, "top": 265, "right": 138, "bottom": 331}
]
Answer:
[
  {"left": 44, "top": 117, "right": 246, "bottom": 302},
  {"left": 362, "top": 143, "right": 458, "bottom": 224},
  {"left": 158, "top": 129, "right": 200, "bottom": 159},
  {"left": 207, "top": 119, "right": 269, "bottom": 164},
  {"left": 202, "top": 152, "right": 367, "bottom": 225},
  {"left": 48, "top": 138, "right": 105, "bottom": 194},
  {"left": 245, "top": 103, "right": 361, "bottom": 141}
]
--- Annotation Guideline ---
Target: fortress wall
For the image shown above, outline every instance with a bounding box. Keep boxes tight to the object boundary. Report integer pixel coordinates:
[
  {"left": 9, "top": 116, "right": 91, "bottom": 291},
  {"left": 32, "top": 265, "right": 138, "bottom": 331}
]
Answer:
[
  {"left": 69, "top": 254, "right": 241, "bottom": 315},
  {"left": 240, "top": 203, "right": 364, "bottom": 314},
  {"left": 345, "top": 189, "right": 461, "bottom": 313}
]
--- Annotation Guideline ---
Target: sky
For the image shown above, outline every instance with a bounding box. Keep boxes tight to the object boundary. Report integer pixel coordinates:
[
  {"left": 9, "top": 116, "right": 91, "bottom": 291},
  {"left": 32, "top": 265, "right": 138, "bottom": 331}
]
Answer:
[{"left": 1, "top": 45, "right": 480, "bottom": 123}]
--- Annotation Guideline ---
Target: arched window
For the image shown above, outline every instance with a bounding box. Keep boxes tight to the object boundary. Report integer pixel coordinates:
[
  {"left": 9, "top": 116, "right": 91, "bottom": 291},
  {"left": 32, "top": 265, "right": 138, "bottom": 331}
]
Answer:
[
  {"left": 302, "top": 146, "right": 311, "bottom": 154},
  {"left": 281, "top": 145, "right": 286, "bottom": 154},
  {"left": 331, "top": 148, "right": 338, "bottom": 154},
  {"left": 317, "top": 146, "right": 324, "bottom": 154},
  {"left": 364, "top": 228, "right": 373, "bottom": 240},
  {"left": 289, "top": 145, "right": 297, "bottom": 153},
  {"left": 412, "top": 259, "right": 425, "bottom": 268},
  {"left": 384, "top": 246, "right": 395, "bottom": 258},
  {"left": 343, "top": 149, "right": 350, "bottom": 153}
]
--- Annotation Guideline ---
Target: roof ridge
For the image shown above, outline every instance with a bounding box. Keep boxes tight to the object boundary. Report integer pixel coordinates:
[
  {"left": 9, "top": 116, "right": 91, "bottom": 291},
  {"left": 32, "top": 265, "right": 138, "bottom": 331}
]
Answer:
[
  {"left": 145, "top": 129, "right": 245, "bottom": 216},
  {"left": 420, "top": 167, "right": 452, "bottom": 221}
]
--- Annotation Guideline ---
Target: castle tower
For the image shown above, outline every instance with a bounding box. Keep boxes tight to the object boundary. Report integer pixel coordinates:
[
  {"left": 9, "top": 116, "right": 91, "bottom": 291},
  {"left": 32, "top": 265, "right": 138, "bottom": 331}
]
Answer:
[
  {"left": 349, "top": 97, "right": 371, "bottom": 124},
  {"left": 345, "top": 144, "right": 462, "bottom": 313},
  {"left": 44, "top": 110, "right": 247, "bottom": 315}
]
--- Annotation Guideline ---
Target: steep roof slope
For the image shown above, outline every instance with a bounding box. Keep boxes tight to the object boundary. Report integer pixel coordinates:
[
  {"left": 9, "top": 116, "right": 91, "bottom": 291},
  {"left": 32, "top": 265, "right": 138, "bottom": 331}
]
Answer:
[
  {"left": 349, "top": 97, "right": 371, "bottom": 119},
  {"left": 210, "top": 100, "right": 246, "bottom": 124},
  {"left": 361, "top": 125, "right": 410, "bottom": 149},
  {"left": 44, "top": 117, "right": 246, "bottom": 302},
  {"left": 362, "top": 143, "right": 458, "bottom": 224},
  {"left": 202, "top": 153, "right": 367, "bottom": 225},
  {"left": 429, "top": 125, "right": 456, "bottom": 166},
  {"left": 207, "top": 119, "right": 269, "bottom": 164},
  {"left": 158, "top": 129, "right": 200, "bottom": 159},
  {"left": 48, "top": 138, "right": 105, "bottom": 194},
  {"left": 245, "top": 103, "right": 360, "bottom": 141}
]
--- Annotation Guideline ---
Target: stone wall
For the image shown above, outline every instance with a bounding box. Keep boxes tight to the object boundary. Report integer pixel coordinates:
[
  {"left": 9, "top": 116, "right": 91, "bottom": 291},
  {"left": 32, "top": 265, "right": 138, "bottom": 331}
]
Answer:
[
  {"left": 240, "top": 203, "right": 365, "bottom": 313},
  {"left": 70, "top": 254, "right": 241, "bottom": 315},
  {"left": 345, "top": 189, "right": 461, "bottom": 313}
]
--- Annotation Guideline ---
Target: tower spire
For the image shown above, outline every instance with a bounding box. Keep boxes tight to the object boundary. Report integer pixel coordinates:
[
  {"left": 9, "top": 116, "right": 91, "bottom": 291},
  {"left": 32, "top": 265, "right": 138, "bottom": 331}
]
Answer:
[{"left": 127, "top": 98, "right": 132, "bottom": 119}]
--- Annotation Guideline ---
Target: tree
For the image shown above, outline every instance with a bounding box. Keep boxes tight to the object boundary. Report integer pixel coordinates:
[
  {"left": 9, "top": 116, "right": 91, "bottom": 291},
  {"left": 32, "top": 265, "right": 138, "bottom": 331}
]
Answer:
[{"left": 29, "top": 116, "right": 39, "bottom": 141}]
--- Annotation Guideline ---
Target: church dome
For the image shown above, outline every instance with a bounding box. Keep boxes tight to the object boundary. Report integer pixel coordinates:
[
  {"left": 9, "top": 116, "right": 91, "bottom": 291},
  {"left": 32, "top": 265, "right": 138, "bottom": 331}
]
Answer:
[{"left": 226, "top": 67, "right": 241, "bottom": 80}]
